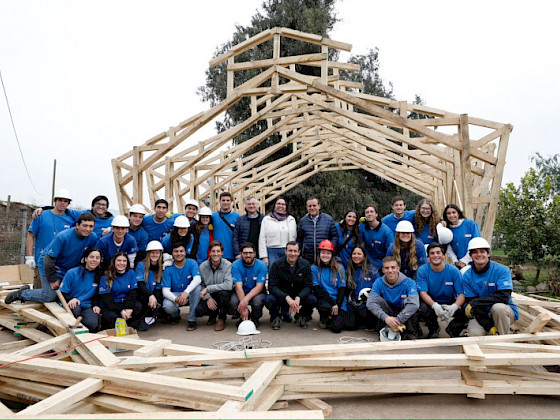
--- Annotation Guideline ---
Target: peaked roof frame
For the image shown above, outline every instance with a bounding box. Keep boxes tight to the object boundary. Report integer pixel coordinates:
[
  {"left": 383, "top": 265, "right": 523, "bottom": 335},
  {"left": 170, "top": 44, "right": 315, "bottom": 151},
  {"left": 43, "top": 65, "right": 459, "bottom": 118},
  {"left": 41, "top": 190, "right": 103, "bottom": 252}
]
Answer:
[{"left": 112, "top": 27, "right": 512, "bottom": 240}]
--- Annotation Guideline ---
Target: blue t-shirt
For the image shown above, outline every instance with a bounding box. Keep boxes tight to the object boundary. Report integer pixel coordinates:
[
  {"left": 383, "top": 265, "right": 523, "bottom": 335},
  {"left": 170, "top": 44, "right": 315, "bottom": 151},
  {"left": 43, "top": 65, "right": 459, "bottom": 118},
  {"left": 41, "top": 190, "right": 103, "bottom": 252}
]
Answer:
[
  {"left": 359, "top": 222, "right": 393, "bottom": 270},
  {"left": 129, "top": 227, "right": 149, "bottom": 252},
  {"left": 312, "top": 265, "right": 347, "bottom": 312},
  {"left": 135, "top": 261, "right": 162, "bottom": 293},
  {"left": 386, "top": 239, "right": 427, "bottom": 279},
  {"left": 29, "top": 210, "right": 75, "bottom": 265},
  {"left": 335, "top": 223, "right": 358, "bottom": 269},
  {"left": 449, "top": 219, "right": 481, "bottom": 260},
  {"left": 416, "top": 223, "right": 436, "bottom": 246},
  {"left": 99, "top": 270, "right": 137, "bottom": 303},
  {"left": 59, "top": 266, "right": 99, "bottom": 309},
  {"left": 381, "top": 210, "right": 416, "bottom": 236},
  {"left": 371, "top": 276, "right": 418, "bottom": 308},
  {"left": 40, "top": 228, "right": 99, "bottom": 280},
  {"left": 96, "top": 233, "right": 138, "bottom": 264},
  {"left": 161, "top": 233, "right": 194, "bottom": 255},
  {"left": 462, "top": 261, "right": 519, "bottom": 320},
  {"left": 351, "top": 265, "right": 380, "bottom": 301},
  {"left": 142, "top": 214, "right": 178, "bottom": 242},
  {"left": 416, "top": 263, "right": 463, "bottom": 304},
  {"left": 212, "top": 211, "right": 240, "bottom": 259},
  {"left": 196, "top": 227, "right": 211, "bottom": 264},
  {"left": 162, "top": 259, "right": 200, "bottom": 293},
  {"left": 232, "top": 259, "right": 267, "bottom": 294}
]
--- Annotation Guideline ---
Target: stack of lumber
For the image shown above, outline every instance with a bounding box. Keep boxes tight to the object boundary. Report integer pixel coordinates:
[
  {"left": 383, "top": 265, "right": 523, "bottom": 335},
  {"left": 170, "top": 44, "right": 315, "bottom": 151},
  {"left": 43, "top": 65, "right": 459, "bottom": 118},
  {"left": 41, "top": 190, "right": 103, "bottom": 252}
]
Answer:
[{"left": 0, "top": 288, "right": 559, "bottom": 419}]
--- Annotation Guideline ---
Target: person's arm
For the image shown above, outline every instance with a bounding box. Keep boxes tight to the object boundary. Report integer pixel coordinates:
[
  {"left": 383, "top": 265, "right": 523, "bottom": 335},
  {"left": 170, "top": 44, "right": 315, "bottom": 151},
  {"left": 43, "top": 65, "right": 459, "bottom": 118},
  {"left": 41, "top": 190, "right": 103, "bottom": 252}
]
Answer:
[
  {"left": 336, "top": 286, "right": 346, "bottom": 307},
  {"left": 470, "top": 289, "right": 511, "bottom": 308},
  {"left": 419, "top": 291, "right": 435, "bottom": 306},
  {"left": 162, "top": 287, "right": 176, "bottom": 302},
  {"left": 396, "top": 291, "right": 420, "bottom": 324},
  {"left": 297, "top": 264, "right": 313, "bottom": 300},
  {"left": 243, "top": 282, "right": 264, "bottom": 304},
  {"left": 329, "top": 220, "right": 339, "bottom": 249},
  {"left": 25, "top": 232, "right": 35, "bottom": 257},
  {"left": 366, "top": 291, "right": 388, "bottom": 322},
  {"left": 258, "top": 220, "right": 268, "bottom": 260},
  {"left": 124, "top": 289, "right": 138, "bottom": 310},
  {"left": 232, "top": 219, "right": 242, "bottom": 258},
  {"left": 313, "top": 285, "right": 335, "bottom": 306},
  {"left": 137, "top": 279, "right": 151, "bottom": 298},
  {"left": 184, "top": 275, "right": 201, "bottom": 295}
]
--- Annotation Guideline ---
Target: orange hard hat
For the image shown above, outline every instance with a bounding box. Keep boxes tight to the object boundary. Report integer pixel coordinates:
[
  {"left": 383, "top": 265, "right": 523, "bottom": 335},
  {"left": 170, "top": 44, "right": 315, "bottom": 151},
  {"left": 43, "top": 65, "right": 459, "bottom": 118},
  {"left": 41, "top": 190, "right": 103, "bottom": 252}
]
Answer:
[{"left": 317, "top": 240, "right": 335, "bottom": 252}]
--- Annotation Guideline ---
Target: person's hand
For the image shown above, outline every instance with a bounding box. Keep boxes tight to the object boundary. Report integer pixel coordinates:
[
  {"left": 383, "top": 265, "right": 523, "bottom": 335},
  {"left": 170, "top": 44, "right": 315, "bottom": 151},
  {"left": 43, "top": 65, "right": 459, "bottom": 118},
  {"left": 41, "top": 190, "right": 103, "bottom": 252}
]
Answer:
[
  {"left": 120, "top": 309, "right": 133, "bottom": 319},
  {"left": 240, "top": 307, "right": 250, "bottom": 321},
  {"left": 67, "top": 298, "right": 80, "bottom": 309},
  {"left": 238, "top": 298, "right": 249, "bottom": 313},
  {"left": 50, "top": 280, "right": 61, "bottom": 290},
  {"left": 262, "top": 257, "right": 269, "bottom": 266},
  {"left": 200, "top": 288, "right": 208, "bottom": 300},
  {"left": 456, "top": 261, "right": 466, "bottom": 269},
  {"left": 331, "top": 304, "right": 339, "bottom": 316},
  {"left": 92, "top": 306, "right": 101, "bottom": 314},
  {"left": 207, "top": 297, "right": 217, "bottom": 311},
  {"left": 384, "top": 316, "right": 400, "bottom": 329},
  {"left": 432, "top": 302, "right": 444, "bottom": 317},
  {"left": 148, "top": 295, "right": 158, "bottom": 309},
  {"left": 235, "top": 254, "right": 242, "bottom": 260},
  {"left": 286, "top": 296, "right": 301, "bottom": 315},
  {"left": 32, "top": 208, "right": 43, "bottom": 220},
  {"left": 465, "top": 303, "right": 474, "bottom": 319},
  {"left": 25, "top": 256, "right": 36, "bottom": 270},
  {"left": 162, "top": 253, "right": 173, "bottom": 270},
  {"left": 101, "top": 227, "right": 112, "bottom": 237},
  {"left": 175, "top": 292, "right": 188, "bottom": 306}
]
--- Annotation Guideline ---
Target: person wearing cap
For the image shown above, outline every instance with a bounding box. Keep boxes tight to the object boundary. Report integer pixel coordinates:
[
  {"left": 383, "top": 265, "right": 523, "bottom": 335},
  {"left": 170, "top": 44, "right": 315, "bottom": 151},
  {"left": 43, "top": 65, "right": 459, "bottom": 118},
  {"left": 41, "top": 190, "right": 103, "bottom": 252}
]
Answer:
[
  {"left": 6, "top": 213, "right": 98, "bottom": 304},
  {"left": 26, "top": 188, "right": 75, "bottom": 289},
  {"left": 416, "top": 242, "right": 466, "bottom": 338},
  {"left": 233, "top": 196, "right": 264, "bottom": 260},
  {"left": 161, "top": 242, "right": 202, "bottom": 330},
  {"left": 312, "top": 239, "right": 350, "bottom": 333},
  {"left": 258, "top": 197, "right": 297, "bottom": 267},
  {"left": 96, "top": 215, "right": 138, "bottom": 271},
  {"left": 191, "top": 206, "right": 214, "bottom": 264},
  {"left": 196, "top": 241, "right": 233, "bottom": 331},
  {"left": 460, "top": 237, "right": 519, "bottom": 336},
  {"left": 135, "top": 240, "right": 166, "bottom": 330},
  {"left": 359, "top": 204, "right": 393, "bottom": 271},
  {"left": 142, "top": 199, "right": 178, "bottom": 242},
  {"left": 442, "top": 204, "right": 482, "bottom": 269},
  {"left": 230, "top": 242, "right": 267, "bottom": 327},
  {"left": 183, "top": 199, "right": 199, "bottom": 226},
  {"left": 386, "top": 220, "right": 427, "bottom": 280},
  {"left": 366, "top": 256, "right": 420, "bottom": 339},
  {"left": 128, "top": 204, "right": 149, "bottom": 265},
  {"left": 297, "top": 197, "right": 338, "bottom": 264},
  {"left": 212, "top": 192, "right": 240, "bottom": 261},
  {"left": 265, "top": 241, "right": 316, "bottom": 330},
  {"left": 161, "top": 216, "right": 193, "bottom": 256},
  {"left": 381, "top": 196, "right": 416, "bottom": 236}
]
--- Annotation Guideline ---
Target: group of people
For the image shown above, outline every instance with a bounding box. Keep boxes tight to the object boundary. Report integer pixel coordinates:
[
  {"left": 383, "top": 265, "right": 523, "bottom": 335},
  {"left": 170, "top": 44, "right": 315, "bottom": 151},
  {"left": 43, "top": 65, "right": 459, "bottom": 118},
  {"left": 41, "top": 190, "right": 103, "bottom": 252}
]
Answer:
[{"left": 5, "top": 189, "right": 517, "bottom": 339}]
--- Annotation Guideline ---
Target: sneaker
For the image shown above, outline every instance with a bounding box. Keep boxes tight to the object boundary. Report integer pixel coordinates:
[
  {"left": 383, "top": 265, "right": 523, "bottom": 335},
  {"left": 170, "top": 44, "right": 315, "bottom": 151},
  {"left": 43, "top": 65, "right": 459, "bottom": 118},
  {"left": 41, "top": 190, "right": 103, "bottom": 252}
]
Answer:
[
  {"left": 215, "top": 318, "right": 226, "bottom": 331},
  {"left": 207, "top": 316, "right": 217, "bottom": 326},
  {"left": 296, "top": 316, "right": 308, "bottom": 329},
  {"left": 319, "top": 317, "right": 328, "bottom": 329},
  {"left": 426, "top": 328, "right": 440, "bottom": 339},
  {"left": 186, "top": 321, "right": 197, "bottom": 331},
  {"left": 137, "top": 318, "right": 150, "bottom": 331},
  {"left": 169, "top": 316, "right": 181, "bottom": 325},
  {"left": 271, "top": 316, "right": 282, "bottom": 330},
  {"left": 282, "top": 314, "right": 293, "bottom": 323},
  {"left": 4, "top": 285, "right": 30, "bottom": 304}
]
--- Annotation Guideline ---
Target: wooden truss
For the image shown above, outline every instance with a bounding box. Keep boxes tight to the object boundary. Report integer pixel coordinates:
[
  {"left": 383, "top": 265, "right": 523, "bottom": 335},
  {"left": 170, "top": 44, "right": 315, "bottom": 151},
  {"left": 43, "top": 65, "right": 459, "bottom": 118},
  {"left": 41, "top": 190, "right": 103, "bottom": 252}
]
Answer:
[
  {"left": 112, "top": 27, "right": 512, "bottom": 240},
  {"left": 0, "top": 287, "right": 559, "bottom": 418}
]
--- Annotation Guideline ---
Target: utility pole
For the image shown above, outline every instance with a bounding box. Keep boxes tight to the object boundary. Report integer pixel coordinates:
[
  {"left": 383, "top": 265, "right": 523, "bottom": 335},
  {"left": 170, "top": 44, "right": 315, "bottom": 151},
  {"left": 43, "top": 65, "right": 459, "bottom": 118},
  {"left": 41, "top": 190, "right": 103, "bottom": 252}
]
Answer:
[{"left": 51, "top": 159, "right": 57, "bottom": 205}]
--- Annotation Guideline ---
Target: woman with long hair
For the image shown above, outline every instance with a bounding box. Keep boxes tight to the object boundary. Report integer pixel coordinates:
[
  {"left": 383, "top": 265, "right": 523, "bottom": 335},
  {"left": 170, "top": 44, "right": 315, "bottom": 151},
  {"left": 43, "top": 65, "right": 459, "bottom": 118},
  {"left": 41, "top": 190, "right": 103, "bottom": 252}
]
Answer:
[
  {"left": 59, "top": 247, "right": 102, "bottom": 332},
  {"left": 189, "top": 206, "right": 214, "bottom": 264},
  {"left": 335, "top": 210, "right": 360, "bottom": 269},
  {"left": 161, "top": 216, "right": 193, "bottom": 256},
  {"left": 258, "top": 197, "right": 297, "bottom": 266},
  {"left": 98, "top": 252, "right": 142, "bottom": 329},
  {"left": 135, "top": 241, "right": 166, "bottom": 330},
  {"left": 387, "top": 221, "right": 427, "bottom": 279},
  {"left": 346, "top": 245, "right": 380, "bottom": 330},
  {"left": 442, "top": 204, "right": 481, "bottom": 268},
  {"left": 413, "top": 199, "right": 440, "bottom": 246},
  {"left": 312, "top": 240, "right": 349, "bottom": 333}
]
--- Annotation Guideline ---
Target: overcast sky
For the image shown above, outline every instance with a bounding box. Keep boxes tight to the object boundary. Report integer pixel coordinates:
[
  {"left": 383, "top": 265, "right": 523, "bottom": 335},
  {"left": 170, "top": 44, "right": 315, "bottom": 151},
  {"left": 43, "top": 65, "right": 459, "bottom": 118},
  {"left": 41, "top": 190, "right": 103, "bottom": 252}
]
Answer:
[{"left": 1, "top": 0, "right": 559, "bottom": 211}]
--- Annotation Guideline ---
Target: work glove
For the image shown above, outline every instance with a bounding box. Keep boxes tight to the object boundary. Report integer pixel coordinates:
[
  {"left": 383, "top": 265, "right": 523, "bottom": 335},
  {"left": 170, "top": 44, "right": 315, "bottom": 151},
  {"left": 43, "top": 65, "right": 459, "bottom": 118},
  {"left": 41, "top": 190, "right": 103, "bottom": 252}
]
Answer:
[
  {"left": 162, "top": 253, "right": 173, "bottom": 270},
  {"left": 432, "top": 302, "right": 444, "bottom": 317},
  {"left": 440, "top": 303, "right": 459, "bottom": 321},
  {"left": 359, "top": 216, "right": 366, "bottom": 224},
  {"left": 25, "top": 256, "right": 36, "bottom": 270},
  {"left": 465, "top": 303, "right": 474, "bottom": 319}
]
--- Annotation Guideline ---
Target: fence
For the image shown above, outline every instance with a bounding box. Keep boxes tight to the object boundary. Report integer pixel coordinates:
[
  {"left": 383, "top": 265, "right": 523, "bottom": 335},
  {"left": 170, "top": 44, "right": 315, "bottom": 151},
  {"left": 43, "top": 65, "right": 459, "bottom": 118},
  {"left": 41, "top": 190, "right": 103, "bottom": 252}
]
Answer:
[{"left": 0, "top": 199, "right": 35, "bottom": 266}]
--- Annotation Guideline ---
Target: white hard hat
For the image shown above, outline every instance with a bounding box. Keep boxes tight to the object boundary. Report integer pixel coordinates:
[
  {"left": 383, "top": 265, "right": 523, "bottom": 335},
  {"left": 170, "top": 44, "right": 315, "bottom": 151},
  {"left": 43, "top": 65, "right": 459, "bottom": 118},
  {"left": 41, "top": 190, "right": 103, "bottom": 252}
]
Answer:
[
  {"left": 111, "top": 215, "right": 130, "bottom": 228},
  {"left": 198, "top": 207, "right": 213, "bottom": 217},
  {"left": 395, "top": 220, "right": 414, "bottom": 233},
  {"left": 436, "top": 223, "right": 453, "bottom": 245},
  {"left": 174, "top": 215, "right": 190, "bottom": 228},
  {"left": 237, "top": 320, "right": 261, "bottom": 336},
  {"left": 468, "top": 237, "right": 491, "bottom": 251},
  {"left": 379, "top": 326, "right": 401, "bottom": 342},
  {"left": 184, "top": 199, "right": 199, "bottom": 209},
  {"left": 146, "top": 240, "right": 164, "bottom": 252},
  {"left": 54, "top": 188, "right": 72, "bottom": 201},
  {"left": 129, "top": 204, "right": 147, "bottom": 215},
  {"left": 358, "top": 287, "right": 371, "bottom": 301}
]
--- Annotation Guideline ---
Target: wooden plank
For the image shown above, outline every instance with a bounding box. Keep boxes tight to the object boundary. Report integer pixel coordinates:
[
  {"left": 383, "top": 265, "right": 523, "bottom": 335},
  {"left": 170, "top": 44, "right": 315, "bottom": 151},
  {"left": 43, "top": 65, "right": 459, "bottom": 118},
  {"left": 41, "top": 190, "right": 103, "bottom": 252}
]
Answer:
[
  {"left": 460, "top": 368, "right": 484, "bottom": 387},
  {"left": 14, "top": 333, "right": 72, "bottom": 356},
  {"left": 252, "top": 385, "right": 285, "bottom": 412},
  {"left": 0, "top": 338, "right": 34, "bottom": 351},
  {"left": 297, "top": 398, "right": 332, "bottom": 417},
  {"left": 133, "top": 339, "right": 172, "bottom": 358},
  {"left": 524, "top": 313, "right": 551, "bottom": 333},
  {"left": 14, "top": 410, "right": 324, "bottom": 419},
  {"left": 462, "top": 344, "right": 485, "bottom": 361}
]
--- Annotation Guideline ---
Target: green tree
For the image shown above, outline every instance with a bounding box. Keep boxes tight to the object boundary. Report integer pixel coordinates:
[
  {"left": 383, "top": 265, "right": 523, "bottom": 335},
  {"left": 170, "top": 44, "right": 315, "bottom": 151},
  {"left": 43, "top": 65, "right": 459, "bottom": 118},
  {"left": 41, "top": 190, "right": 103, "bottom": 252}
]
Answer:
[
  {"left": 532, "top": 153, "right": 560, "bottom": 195},
  {"left": 495, "top": 167, "right": 560, "bottom": 281}
]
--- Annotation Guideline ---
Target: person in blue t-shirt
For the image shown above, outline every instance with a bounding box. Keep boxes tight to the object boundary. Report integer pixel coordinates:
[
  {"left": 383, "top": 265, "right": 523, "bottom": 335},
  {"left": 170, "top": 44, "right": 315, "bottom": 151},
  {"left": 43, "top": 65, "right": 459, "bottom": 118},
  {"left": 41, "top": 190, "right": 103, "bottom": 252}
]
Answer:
[
  {"left": 443, "top": 204, "right": 481, "bottom": 269},
  {"left": 6, "top": 213, "right": 98, "bottom": 305},
  {"left": 366, "top": 256, "right": 420, "bottom": 339},
  {"left": 128, "top": 204, "right": 149, "bottom": 266},
  {"left": 191, "top": 206, "right": 214, "bottom": 264},
  {"left": 416, "top": 242, "right": 466, "bottom": 338},
  {"left": 460, "top": 237, "right": 518, "bottom": 336},
  {"left": 230, "top": 242, "right": 267, "bottom": 327},
  {"left": 381, "top": 196, "right": 416, "bottom": 236},
  {"left": 142, "top": 199, "right": 178, "bottom": 242},
  {"left": 161, "top": 242, "right": 202, "bottom": 330},
  {"left": 26, "top": 189, "right": 75, "bottom": 289},
  {"left": 335, "top": 210, "right": 360, "bottom": 270},
  {"left": 59, "top": 247, "right": 102, "bottom": 332},
  {"left": 345, "top": 245, "right": 380, "bottom": 331},
  {"left": 386, "top": 221, "right": 427, "bottom": 279},
  {"left": 413, "top": 199, "right": 440, "bottom": 246},
  {"left": 96, "top": 215, "right": 138, "bottom": 270},
  {"left": 98, "top": 252, "right": 141, "bottom": 329},
  {"left": 312, "top": 240, "right": 349, "bottom": 333},
  {"left": 359, "top": 204, "right": 393, "bottom": 271},
  {"left": 212, "top": 192, "right": 240, "bottom": 261},
  {"left": 135, "top": 241, "right": 166, "bottom": 330}
]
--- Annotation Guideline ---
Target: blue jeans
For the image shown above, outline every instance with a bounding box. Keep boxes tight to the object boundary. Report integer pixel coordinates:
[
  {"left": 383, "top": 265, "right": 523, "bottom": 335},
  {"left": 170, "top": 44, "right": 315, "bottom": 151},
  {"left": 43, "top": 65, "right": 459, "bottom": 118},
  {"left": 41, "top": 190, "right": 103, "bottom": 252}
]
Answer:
[
  {"left": 267, "top": 248, "right": 285, "bottom": 266},
  {"left": 21, "top": 274, "right": 57, "bottom": 303},
  {"left": 162, "top": 285, "right": 202, "bottom": 322}
]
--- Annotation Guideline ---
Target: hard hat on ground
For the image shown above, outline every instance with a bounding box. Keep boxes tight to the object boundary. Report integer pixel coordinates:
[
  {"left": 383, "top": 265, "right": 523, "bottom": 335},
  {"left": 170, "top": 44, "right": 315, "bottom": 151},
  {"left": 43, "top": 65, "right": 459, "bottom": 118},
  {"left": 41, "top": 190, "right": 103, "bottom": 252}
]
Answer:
[
  {"left": 317, "top": 240, "right": 335, "bottom": 252},
  {"left": 198, "top": 207, "right": 213, "bottom": 217},
  {"left": 379, "top": 326, "right": 401, "bottom": 342},
  {"left": 436, "top": 223, "right": 453, "bottom": 244},
  {"left": 54, "top": 189, "right": 72, "bottom": 201},
  {"left": 146, "top": 241, "right": 164, "bottom": 252},
  {"left": 237, "top": 320, "right": 261, "bottom": 336},
  {"left": 174, "top": 215, "right": 190, "bottom": 228},
  {"left": 395, "top": 220, "right": 414, "bottom": 233},
  {"left": 184, "top": 199, "right": 199, "bottom": 209},
  {"left": 467, "top": 237, "right": 491, "bottom": 251},
  {"left": 129, "top": 204, "right": 147, "bottom": 215},
  {"left": 111, "top": 215, "right": 130, "bottom": 228},
  {"left": 358, "top": 287, "right": 371, "bottom": 301}
]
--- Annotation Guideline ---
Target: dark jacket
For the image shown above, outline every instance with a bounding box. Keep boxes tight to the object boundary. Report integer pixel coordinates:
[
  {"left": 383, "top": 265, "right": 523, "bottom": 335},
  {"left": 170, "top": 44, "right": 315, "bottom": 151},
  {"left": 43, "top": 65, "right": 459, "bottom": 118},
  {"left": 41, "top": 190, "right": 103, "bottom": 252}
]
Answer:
[
  {"left": 233, "top": 213, "right": 264, "bottom": 257},
  {"left": 297, "top": 213, "right": 338, "bottom": 262},
  {"left": 269, "top": 256, "right": 313, "bottom": 300}
]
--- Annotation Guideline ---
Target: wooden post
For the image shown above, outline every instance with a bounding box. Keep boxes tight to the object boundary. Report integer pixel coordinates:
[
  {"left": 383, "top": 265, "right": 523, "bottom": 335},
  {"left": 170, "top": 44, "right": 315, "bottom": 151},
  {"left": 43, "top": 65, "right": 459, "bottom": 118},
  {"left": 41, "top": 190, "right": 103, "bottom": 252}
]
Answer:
[
  {"left": 459, "top": 114, "right": 473, "bottom": 219},
  {"left": 227, "top": 57, "right": 234, "bottom": 96}
]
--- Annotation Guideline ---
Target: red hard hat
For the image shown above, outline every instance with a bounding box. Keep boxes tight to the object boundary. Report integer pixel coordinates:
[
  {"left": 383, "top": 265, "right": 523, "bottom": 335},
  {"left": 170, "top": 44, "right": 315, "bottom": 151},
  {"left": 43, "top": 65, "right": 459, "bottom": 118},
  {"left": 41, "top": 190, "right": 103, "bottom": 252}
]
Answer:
[{"left": 317, "top": 240, "right": 335, "bottom": 252}]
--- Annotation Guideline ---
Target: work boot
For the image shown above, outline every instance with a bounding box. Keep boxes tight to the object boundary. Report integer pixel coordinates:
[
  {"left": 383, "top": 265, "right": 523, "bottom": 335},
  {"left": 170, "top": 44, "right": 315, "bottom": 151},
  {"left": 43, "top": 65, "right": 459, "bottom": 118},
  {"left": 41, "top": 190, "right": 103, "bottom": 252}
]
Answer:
[
  {"left": 186, "top": 321, "right": 197, "bottom": 331},
  {"left": 137, "top": 318, "right": 150, "bottom": 331},
  {"left": 488, "top": 326, "right": 499, "bottom": 335},
  {"left": 426, "top": 328, "right": 440, "bottom": 339},
  {"left": 318, "top": 317, "right": 328, "bottom": 329},
  {"left": 4, "top": 285, "right": 30, "bottom": 304},
  {"left": 214, "top": 318, "right": 226, "bottom": 331},
  {"left": 207, "top": 315, "right": 217, "bottom": 326},
  {"left": 296, "top": 316, "right": 308, "bottom": 329},
  {"left": 271, "top": 316, "right": 282, "bottom": 330}
]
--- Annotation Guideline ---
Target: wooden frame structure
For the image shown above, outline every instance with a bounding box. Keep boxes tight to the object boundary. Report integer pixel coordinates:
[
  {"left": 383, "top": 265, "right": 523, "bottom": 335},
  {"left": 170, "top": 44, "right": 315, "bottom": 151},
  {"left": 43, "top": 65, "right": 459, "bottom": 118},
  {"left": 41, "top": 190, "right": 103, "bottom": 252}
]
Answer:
[{"left": 112, "top": 27, "right": 512, "bottom": 240}]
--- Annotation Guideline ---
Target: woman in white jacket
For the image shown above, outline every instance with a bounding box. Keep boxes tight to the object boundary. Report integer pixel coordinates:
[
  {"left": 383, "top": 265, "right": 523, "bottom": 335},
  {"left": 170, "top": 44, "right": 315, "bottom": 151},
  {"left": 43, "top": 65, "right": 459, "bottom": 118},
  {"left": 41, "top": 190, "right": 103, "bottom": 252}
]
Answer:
[{"left": 259, "top": 197, "right": 297, "bottom": 266}]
